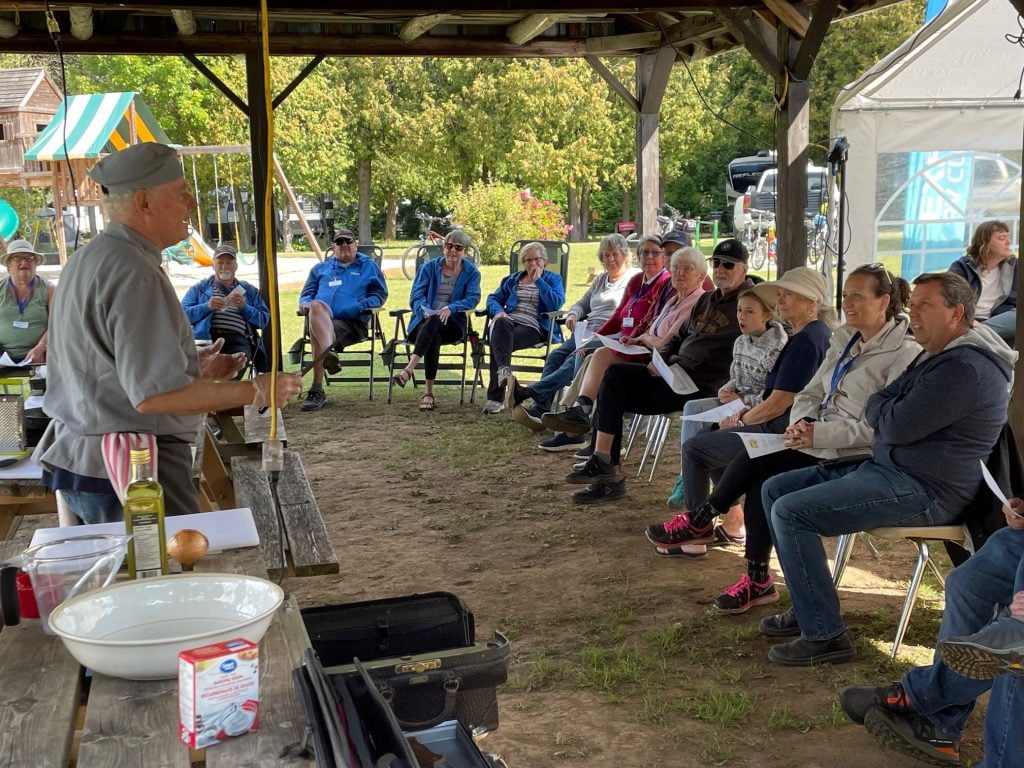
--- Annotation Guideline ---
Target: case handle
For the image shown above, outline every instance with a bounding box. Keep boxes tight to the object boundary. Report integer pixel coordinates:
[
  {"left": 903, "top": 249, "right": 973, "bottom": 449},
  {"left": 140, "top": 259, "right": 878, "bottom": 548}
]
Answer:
[{"left": 387, "top": 678, "right": 460, "bottom": 731}]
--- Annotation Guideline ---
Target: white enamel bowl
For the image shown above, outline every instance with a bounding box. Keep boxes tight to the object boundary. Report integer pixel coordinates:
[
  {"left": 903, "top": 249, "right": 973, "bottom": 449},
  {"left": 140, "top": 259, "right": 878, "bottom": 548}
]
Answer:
[{"left": 47, "top": 573, "right": 284, "bottom": 680}]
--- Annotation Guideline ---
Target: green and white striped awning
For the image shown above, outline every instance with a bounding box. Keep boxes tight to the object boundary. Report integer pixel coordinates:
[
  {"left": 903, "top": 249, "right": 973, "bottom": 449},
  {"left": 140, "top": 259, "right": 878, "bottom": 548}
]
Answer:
[{"left": 24, "top": 92, "right": 170, "bottom": 162}]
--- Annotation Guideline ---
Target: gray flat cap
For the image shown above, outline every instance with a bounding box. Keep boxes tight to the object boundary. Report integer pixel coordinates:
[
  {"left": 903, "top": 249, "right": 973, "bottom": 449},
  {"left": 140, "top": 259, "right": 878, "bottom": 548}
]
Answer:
[{"left": 88, "top": 142, "right": 184, "bottom": 194}]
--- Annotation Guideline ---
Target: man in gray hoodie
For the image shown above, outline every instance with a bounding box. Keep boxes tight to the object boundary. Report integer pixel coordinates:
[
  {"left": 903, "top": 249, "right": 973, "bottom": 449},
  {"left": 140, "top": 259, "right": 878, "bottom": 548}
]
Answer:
[{"left": 758, "top": 273, "right": 1017, "bottom": 668}]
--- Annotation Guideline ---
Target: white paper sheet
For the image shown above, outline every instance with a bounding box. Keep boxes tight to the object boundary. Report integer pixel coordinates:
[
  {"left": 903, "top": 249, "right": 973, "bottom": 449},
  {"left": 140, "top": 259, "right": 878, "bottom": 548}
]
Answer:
[
  {"left": 0, "top": 456, "right": 43, "bottom": 480},
  {"left": 679, "top": 399, "right": 746, "bottom": 422},
  {"left": 573, "top": 319, "right": 593, "bottom": 349},
  {"left": 25, "top": 394, "right": 45, "bottom": 410},
  {"left": 736, "top": 432, "right": 788, "bottom": 458},
  {"left": 595, "top": 334, "right": 649, "bottom": 356},
  {"left": 30, "top": 507, "right": 260, "bottom": 551},
  {"left": 0, "top": 352, "right": 32, "bottom": 367},
  {"left": 650, "top": 348, "right": 699, "bottom": 395}
]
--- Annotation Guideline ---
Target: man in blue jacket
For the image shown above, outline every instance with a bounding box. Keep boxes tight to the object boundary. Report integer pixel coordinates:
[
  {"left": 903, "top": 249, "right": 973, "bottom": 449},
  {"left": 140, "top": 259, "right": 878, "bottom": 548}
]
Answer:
[
  {"left": 759, "top": 272, "right": 1016, "bottom": 667},
  {"left": 298, "top": 228, "right": 388, "bottom": 411},
  {"left": 181, "top": 244, "right": 270, "bottom": 372}
]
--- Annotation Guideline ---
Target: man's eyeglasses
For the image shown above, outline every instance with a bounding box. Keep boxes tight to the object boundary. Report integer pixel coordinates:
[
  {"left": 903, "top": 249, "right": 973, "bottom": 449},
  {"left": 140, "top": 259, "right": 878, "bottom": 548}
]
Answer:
[
  {"left": 712, "top": 258, "right": 738, "bottom": 270},
  {"left": 334, "top": 237, "right": 354, "bottom": 246},
  {"left": 639, "top": 249, "right": 663, "bottom": 258},
  {"left": 444, "top": 243, "right": 466, "bottom": 253}
]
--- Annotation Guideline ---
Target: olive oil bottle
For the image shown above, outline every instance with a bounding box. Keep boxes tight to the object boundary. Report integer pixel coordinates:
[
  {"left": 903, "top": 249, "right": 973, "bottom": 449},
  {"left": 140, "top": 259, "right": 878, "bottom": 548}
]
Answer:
[{"left": 123, "top": 448, "right": 168, "bottom": 579}]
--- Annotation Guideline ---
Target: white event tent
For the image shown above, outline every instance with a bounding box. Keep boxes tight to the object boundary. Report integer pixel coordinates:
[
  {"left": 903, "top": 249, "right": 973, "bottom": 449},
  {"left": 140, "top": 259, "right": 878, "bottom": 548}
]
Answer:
[{"left": 833, "top": 0, "right": 1024, "bottom": 277}]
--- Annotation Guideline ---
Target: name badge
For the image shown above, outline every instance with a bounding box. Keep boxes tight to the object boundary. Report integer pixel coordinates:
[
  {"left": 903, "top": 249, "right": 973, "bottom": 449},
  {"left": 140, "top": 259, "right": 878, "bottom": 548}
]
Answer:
[
  {"left": 622, "top": 317, "right": 634, "bottom": 328},
  {"left": 12, "top": 320, "right": 28, "bottom": 330},
  {"left": 328, "top": 279, "right": 342, "bottom": 287}
]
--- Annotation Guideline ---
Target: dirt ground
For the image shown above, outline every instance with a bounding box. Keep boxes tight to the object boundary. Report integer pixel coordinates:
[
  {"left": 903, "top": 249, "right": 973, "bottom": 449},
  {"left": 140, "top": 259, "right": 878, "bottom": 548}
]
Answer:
[{"left": 283, "top": 385, "right": 985, "bottom": 768}]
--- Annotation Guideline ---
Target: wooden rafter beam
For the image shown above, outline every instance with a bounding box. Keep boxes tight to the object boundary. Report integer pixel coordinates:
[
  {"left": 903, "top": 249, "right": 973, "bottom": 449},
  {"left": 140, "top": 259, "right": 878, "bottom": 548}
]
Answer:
[
  {"left": 584, "top": 54, "right": 638, "bottom": 112},
  {"left": 791, "top": 0, "right": 840, "bottom": 79},
  {"left": 0, "top": 0, "right": 762, "bottom": 10},
  {"left": 398, "top": 13, "right": 448, "bottom": 43},
  {"left": 763, "top": 0, "right": 808, "bottom": 38},
  {"left": 506, "top": 13, "right": 564, "bottom": 45},
  {"left": 639, "top": 45, "right": 675, "bottom": 114},
  {"left": 662, "top": 17, "right": 723, "bottom": 46},
  {"left": 585, "top": 30, "right": 661, "bottom": 54},
  {"left": 715, "top": 8, "right": 782, "bottom": 80}
]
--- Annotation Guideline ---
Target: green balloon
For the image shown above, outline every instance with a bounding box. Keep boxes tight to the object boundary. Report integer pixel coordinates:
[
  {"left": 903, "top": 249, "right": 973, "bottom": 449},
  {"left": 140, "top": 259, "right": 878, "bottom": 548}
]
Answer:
[{"left": 0, "top": 201, "right": 19, "bottom": 241}]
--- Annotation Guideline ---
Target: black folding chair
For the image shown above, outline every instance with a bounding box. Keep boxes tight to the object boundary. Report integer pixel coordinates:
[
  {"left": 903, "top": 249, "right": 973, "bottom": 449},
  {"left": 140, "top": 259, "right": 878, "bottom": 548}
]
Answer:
[
  {"left": 386, "top": 244, "right": 481, "bottom": 405},
  {"left": 470, "top": 240, "right": 571, "bottom": 402}
]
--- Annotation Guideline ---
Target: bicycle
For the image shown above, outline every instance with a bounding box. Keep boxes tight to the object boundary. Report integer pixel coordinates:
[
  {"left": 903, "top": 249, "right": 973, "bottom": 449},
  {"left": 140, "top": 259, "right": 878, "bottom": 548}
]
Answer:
[
  {"left": 741, "top": 208, "right": 774, "bottom": 271},
  {"left": 624, "top": 203, "right": 696, "bottom": 245},
  {"left": 805, "top": 212, "right": 829, "bottom": 267},
  {"left": 401, "top": 212, "right": 452, "bottom": 280}
]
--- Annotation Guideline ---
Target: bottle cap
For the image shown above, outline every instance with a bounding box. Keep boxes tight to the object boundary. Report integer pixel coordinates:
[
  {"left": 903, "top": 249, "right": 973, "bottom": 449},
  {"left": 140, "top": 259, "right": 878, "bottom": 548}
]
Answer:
[{"left": 129, "top": 448, "right": 151, "bottom": 463}]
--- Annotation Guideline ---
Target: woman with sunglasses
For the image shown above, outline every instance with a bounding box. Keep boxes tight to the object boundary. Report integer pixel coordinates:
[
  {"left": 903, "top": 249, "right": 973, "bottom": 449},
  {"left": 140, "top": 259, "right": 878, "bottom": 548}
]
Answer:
[
  {"left": 949, "top": 220, "right": 1017, "bottom": 344},
  {"left": 647, "top": 263, "right": 921, "bottom": 615},
  {"left": 0, "top": 239, "right": 54, "bottom": 366},
  {"left": 392, "top": 230, "right": 481, "bottom": 411}
]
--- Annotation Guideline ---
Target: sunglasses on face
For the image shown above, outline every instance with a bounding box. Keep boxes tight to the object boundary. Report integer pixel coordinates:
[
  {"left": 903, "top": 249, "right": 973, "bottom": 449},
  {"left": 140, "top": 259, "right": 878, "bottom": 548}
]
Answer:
[
  {"left": 712, "top": 258, "right": 738, "bottom": 270},
  {"left": 444, "top": 243, "right": 466, "bottom": 252},
  {"left": 335, "top": 238, "right": 354, "bottom": 246}
]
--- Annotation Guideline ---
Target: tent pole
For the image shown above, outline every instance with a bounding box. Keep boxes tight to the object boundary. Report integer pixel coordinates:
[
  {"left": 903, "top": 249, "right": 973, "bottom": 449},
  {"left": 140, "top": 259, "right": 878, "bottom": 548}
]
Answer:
[{"left": 1012, "top": 115, "right": 1024, "bottom": 454}]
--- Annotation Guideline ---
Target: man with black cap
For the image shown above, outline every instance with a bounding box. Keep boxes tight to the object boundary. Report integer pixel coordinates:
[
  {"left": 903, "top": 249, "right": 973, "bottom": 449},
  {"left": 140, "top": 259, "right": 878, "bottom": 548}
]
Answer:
[
  {"left": 297, "top": 227, "right": 388, "bottom": 411},
  {"left": 34, "top": 142, "right": 300, "bottom": 523},
  {"left": 182, "top": 244, "right": 269, "bottom": 371}
]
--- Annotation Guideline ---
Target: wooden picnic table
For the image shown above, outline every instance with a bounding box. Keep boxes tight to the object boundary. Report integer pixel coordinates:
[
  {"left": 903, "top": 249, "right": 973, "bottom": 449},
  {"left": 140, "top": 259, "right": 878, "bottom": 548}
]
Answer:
[
  {"left": 0, "top": 541, "right": 314, "bottom": 768},
  {"left": 0, "top": 458, "right": 56, "bottom": 539}
]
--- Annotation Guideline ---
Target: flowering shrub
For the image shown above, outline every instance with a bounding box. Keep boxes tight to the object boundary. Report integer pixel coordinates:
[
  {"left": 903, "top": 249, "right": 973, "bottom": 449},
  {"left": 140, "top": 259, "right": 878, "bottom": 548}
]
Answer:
[{"left": 451, "top": 183, "right": 569, "bottom": 265}]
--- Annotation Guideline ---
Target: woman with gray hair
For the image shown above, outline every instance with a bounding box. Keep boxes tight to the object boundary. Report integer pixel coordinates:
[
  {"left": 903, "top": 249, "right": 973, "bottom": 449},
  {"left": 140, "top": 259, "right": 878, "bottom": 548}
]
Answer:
[
  {"left": 481, "top": 241, "right": 566, "bottom": 414},
  {"left": 0, "top": 239, "right": 54, "bottom": 365},
  {"left": 392, "top": 230, "right": 481, "bottom": 411}
]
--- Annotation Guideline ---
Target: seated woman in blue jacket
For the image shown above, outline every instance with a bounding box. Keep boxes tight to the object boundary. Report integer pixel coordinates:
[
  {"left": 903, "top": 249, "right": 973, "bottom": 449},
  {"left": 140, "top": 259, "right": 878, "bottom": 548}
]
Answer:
[
  {"left": 481, "top": 241, "right": 565, "bottom": 414},
  {"left": 181, "top": 244, "right": 270, "bottom": 372},
  {"left": 948, "top": 220, "right": 1017, "bottom": 345},
  {"left": 391, "top": 230, "right": 481, "bottom": 411}
]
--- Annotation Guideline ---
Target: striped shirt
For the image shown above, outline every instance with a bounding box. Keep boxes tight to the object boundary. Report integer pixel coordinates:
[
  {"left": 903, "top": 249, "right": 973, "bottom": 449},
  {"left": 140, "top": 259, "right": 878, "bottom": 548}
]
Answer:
[{"left": 209, "top": 281, "right": 249, "bottom": 338}]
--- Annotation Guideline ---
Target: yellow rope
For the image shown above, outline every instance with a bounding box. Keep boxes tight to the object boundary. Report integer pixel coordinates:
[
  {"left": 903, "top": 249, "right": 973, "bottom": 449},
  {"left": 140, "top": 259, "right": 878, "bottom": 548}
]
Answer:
[
  {"left": 226, "top": 154, "right": 242, "bottom": 248},
  {"left": 258, "top": 0, "right": 278, "bottom": 438}
]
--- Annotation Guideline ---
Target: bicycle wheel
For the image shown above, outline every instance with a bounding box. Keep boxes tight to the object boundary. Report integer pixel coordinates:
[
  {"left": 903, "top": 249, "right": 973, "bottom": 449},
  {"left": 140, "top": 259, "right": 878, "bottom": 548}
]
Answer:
[
  {"left": 750, "top": 238, "right": 768, "bottom": 271},
  {"left": 402, "top": 244, "right": 419, "bottom": 280},
  {"left": 807, "top": 231, "right": 825, "bottom": 267}
]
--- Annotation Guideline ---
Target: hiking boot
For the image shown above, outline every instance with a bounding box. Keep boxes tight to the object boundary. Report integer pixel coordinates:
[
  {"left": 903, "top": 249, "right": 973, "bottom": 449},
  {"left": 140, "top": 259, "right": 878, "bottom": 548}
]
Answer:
[
  {"left": 760, "top": 608, "right": 800, "bottom": 638},
  {"left": 481, "top": 400, "right": 504, "bottom": 415},
  {"left": 542, "top": 405, "right": 591, "bottom": 435},
  {"left": 767, "top": 630, "right": 857, "bottom": 667},
  {"left": 573, "top": 445, "right": 593, "bottom": 461},
  {"left": 713, "top": 574, "right": 779, "bottom": 615},
  {"left": 838, "top": 682, "right": 913, "bottom": 726},
  {"left": 565, "top": 454, "right": 623, "bottom": 485},
  {"left": 538, "top": 432, "right": 587, "bottom": 452},
  {"left": 512, "top": 404, "right": 545, "bottom": 431},
  {"left": 300, "top": 386, "right": 327, "bottom": 412},
  {"left": 323, "top": 351, "right": 342, "bottom": 375},
  {"left": 666, "top": 474, "right": 685, "bottom": 508},
  {"left": 938, "top": 615, "right": 1024, "bottom": 680},
  {"left": 644, "top": 507, "right": 715, "bottom": 547},
  {"left": 863, "top": 707, "right": 961, "bottom": 766},
  {"left": 572, "top": 480, "right": 627, "bottom": 505}
]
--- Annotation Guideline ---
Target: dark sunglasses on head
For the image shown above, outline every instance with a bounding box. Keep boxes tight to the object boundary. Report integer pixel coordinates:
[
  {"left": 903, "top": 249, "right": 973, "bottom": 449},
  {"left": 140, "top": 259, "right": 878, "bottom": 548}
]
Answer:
[
  {"left": 711, "top": 258, "right": 738, "bottom": 270},
  {"left": 862, "top": 262, "right": 893, "bottom": 289},
  {"left": 335, "top": 237, "right": 354, "bottom": 245}
]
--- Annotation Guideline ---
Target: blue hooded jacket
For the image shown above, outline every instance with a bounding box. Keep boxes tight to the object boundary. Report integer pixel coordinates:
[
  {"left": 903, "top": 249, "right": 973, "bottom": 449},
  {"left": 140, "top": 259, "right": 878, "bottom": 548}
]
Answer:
[
  {"left": 181, "top": 276, "right": 270, "bottom": 363},
  {"left": 407, "top": 257, "right": 482, "bottom": 335},
  {"left": 299, "top": 253, "right": 388, "bottom": 325},
  {"left": 486, "top": 269, "right": 565, "bottom": 342}
]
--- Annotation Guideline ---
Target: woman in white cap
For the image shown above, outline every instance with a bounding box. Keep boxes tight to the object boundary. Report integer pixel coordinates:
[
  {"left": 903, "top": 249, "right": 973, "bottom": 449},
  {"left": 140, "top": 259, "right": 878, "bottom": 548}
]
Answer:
[
  {"left": 649, "top": 264, "right": 922, "bottom": 615},
  {"left": 0, "top": 239, "right": 54, "bottom": 365}
]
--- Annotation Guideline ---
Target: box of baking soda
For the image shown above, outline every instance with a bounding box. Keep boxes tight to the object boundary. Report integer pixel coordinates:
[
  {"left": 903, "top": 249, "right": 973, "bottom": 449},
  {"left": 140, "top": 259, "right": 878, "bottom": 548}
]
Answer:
[{"left": 179, "top": 638, "right": 260, "bottom": 749}]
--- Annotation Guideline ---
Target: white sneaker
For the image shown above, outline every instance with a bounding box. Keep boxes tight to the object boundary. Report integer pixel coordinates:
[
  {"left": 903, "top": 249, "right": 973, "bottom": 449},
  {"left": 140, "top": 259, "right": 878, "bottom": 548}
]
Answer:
[{"left": 481, "top": 400, "right": 504, "bottom": 415}]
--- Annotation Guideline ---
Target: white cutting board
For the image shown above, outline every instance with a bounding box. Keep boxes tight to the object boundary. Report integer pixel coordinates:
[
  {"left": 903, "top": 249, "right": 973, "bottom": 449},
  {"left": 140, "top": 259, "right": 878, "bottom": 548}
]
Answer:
[{"left": 30, "top": 508, "right": 260, "bottom": 551}]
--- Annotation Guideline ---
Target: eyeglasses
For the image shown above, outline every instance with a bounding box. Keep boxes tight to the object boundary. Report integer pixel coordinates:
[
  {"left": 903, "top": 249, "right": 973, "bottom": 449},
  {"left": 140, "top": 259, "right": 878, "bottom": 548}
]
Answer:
[
  {"left": 711, "top": 258, "right": 738, "bottom": 270},
  {"left": 334, "top": 238, "right": 354, "bottom": 245},
  {"left": 639, "top": 249, "right": 663, "bottom": 258},
  {"left": 861, "top": 262, "right": 893, "bottom": 290},
  {"left": 8, "top": 256, "right": 35, "bottom": 264},
  {"left": 444, "top": 243, "right": 466, "bottom": 252}
]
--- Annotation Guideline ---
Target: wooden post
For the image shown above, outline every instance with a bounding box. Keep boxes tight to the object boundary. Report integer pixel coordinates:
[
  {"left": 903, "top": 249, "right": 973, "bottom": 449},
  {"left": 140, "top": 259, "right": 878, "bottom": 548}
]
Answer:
[
  {"left": 635, "top": 47, "right": 674, "bottom": 236},
  {"left": 775, "top": 24, "right": 809, "bottom": 275}
]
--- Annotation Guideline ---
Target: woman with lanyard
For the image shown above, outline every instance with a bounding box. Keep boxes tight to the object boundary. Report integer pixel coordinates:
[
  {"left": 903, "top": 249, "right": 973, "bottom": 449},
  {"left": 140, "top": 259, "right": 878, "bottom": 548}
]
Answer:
[
  {"left": 548, "top": 234, "right": 672, "bottom": 424},
  {"left": 0, "top": 239, "right": 54, "bottom": 366},
  {"left": 649, "top": 263, "right": 921, "bottom": 615}
]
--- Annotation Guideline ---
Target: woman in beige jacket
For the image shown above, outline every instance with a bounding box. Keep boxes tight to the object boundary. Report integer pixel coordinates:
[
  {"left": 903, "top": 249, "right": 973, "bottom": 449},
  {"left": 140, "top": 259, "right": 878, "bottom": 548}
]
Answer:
[{"left": 649, "top": 263, "right": 922, "bottom": 614}]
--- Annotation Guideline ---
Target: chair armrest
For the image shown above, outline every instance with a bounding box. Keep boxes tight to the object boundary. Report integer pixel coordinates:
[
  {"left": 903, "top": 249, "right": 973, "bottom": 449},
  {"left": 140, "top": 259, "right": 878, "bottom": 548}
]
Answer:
[
  {"left": 474, "top": 309, "right": 489, "bottom": 317},
  {"left": 543, "top": 310, "right": 565, "bottom": 320},
  {"left": 368, "top": 306, "right": 385, "bottom": 315},
  {"left": 390, "top": 308, "right": 411, "bottom": 317}
]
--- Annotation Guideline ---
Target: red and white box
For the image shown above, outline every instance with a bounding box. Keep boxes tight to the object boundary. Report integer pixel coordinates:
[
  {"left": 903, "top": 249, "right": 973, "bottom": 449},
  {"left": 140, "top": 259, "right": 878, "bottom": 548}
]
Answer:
[{"left": 179, "top": 638, "right": 260, "bottom": 749}]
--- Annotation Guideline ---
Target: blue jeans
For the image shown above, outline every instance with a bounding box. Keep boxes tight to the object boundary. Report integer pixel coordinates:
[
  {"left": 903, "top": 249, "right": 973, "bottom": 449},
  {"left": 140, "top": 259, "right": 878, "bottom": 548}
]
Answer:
[
  {"left": 902, "top": 526, "right": 1024, "bottom": 765},
  {"left": 983, "top": 309, "right": 1016, "bottom": 346},
  {"left": 61, "top": 489, "right": 123, "bottom": 524},
  {"left": 678, "top": 396, "right": 719, "bottom": 451},
  {"left": 530, "top": 338, "right": 576, "bottom": 411},
  {"left": 764, "top": 460, "right": 953, "bottom": 641}
]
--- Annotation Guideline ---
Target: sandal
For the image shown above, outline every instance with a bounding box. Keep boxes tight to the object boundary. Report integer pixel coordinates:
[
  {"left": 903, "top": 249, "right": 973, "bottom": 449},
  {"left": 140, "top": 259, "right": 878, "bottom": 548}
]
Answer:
[
  {"left": 392, "top": 369, "right": 412, "bottom": 388},
  {"left": 709, "top": 525, "right": 746, "bottom": 548},
  {"left": 419, "top": 393, "right": 436, "bottom": 411},
  {"left": 654, "top": 543, "right": 707, "bottom": 560}
]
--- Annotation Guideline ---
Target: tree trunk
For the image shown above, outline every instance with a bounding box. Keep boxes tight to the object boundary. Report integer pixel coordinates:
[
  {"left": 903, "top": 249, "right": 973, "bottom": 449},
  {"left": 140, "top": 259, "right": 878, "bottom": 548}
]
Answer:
[
  {"left": 383, "top": 190, "right": 398, "bottom": 241},
  {"left": 620, "top": 187, "right": 631, "bottom": 222},
  {"left": 461, "top": 175, "right": 471, "bottom": 194},
  {"left": 567, "top": 186, "right": 581, "bottom": 242},
  {"left": 357, "top": 157, "right": 372, "bottom": 243},
  {"left": 580, "top": 186, "right": 591, "bottom": 241}
]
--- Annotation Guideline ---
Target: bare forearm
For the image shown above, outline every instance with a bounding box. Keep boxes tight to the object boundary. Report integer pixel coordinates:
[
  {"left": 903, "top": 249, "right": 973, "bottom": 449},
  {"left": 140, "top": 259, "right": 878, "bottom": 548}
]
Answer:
[
  {"left": 136, "top": 378, "right": 255, "bottom": 415},
  {"left": 742, "top": 390, "right": 795, "bottom": 425}
]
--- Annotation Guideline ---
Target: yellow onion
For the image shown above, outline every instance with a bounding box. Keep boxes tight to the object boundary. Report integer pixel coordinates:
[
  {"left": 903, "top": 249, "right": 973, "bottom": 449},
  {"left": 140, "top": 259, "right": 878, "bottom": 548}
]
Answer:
[{"left": 167, "top": 529, "right": 209, "bottom": 568}]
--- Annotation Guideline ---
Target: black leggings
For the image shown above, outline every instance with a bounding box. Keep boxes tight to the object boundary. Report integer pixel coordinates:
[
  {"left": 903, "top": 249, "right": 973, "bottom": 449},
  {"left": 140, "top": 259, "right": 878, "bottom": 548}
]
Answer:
[
  {"left": 486, "top": 317, "right": 544, "bottom": 400},
  {"left": 707, "top": 448, "right": 819, "bottom": 563},
  {"left": 409, "top": 316, "right": 464, "bottom": 380},
  {"left": 592, "top": 362, "right": 702, "bottom": 465}
]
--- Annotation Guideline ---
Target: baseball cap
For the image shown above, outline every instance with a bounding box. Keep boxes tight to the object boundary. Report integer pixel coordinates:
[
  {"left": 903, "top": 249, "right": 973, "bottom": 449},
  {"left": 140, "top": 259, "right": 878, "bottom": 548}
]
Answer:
[
  {"left": 213, "top": 244, "right": 238, "bottom": 260},
  {"left": 333, "top": 228, "right": 356, "bottom": 244},
  {"left": 710, "top": 238, "right": 749, "bottom": 264},
  {"left": 662, "top": 228, "right": 692, "bottom": 248}
]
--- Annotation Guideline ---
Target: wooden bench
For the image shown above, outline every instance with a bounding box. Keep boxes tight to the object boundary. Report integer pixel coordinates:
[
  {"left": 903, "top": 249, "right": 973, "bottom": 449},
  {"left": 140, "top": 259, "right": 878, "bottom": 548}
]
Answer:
[
  {"left": 0, "top": 544, "right": 309, "bottom": 768},
  {"left": 231, "top": 450, "right": 339, "bottom": 580}
]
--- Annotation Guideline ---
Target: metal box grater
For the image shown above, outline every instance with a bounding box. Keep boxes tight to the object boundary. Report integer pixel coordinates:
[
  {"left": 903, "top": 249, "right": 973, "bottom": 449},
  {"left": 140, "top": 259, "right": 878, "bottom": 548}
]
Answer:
[{"left": 0, "top": 379, "right": 25, "bottom": 455}]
